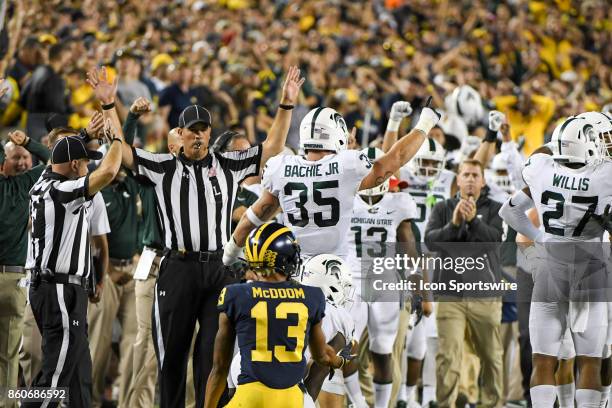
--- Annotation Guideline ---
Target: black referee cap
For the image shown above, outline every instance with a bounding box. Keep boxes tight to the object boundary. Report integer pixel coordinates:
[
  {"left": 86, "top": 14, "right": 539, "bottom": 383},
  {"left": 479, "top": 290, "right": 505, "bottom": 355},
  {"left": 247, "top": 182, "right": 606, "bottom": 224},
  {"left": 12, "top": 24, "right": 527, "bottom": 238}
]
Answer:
[
  {"left": 51, "top": 136, "right": 103, "bottom": 164},
  {"left": 178, "top": 105, "right": 212, "bottom": 129}
]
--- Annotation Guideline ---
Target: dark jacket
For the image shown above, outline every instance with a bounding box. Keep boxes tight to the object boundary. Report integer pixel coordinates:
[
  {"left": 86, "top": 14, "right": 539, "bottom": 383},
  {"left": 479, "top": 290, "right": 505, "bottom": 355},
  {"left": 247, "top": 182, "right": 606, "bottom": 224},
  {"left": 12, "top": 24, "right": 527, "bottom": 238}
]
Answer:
[{"left": 424, "top": 192, "right": 504, "bottom": 298}]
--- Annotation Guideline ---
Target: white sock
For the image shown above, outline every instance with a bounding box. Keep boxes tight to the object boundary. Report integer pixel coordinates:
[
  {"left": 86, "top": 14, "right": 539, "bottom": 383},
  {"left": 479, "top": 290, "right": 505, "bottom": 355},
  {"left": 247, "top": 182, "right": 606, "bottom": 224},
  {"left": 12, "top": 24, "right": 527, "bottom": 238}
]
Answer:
[
  {"left": 576, "top": 389, "right": 602, "bottom": 408},
  {"left": 398, "top": 384, "right": 407, "bottom": 402},
  {"left": 374, "top": 382, "right": 393, "bottom": 408},
  {"left": 557, "top": 383, "right": 576, "bottom": 408},
  {"left": 422, "top": 385, "right": 436, "bottom": 407},
  {"left": 344, "top": 372, "right": 368, "bottom": 408},
  {"left": 406, "top": 385, "right": 417, "bottom": 402},
  {"left": 600, "top": 385, "right": 610, "bottom": 408},
  {"left": 531, "top": 385, "right": 556, "bottom": 408}
]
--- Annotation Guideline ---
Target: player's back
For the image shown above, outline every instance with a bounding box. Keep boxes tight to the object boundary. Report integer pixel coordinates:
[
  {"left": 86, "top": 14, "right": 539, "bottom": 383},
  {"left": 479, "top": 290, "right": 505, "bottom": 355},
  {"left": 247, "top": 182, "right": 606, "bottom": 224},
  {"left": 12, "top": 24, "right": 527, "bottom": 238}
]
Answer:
[
  {"left": 347, "top": 192, "right": 417, "bottom": 277},
  {"left": 399, "top": 167, "right": 455, "bottom": 242},
  {"left": 523, "top": 154, "right": 612, "bottom": 242},
  {"left": 263, "top": 150, "right": 372, "bottom": 257},
  {"left": 218, "top": 280, "right": 326, "bottom": 389}
]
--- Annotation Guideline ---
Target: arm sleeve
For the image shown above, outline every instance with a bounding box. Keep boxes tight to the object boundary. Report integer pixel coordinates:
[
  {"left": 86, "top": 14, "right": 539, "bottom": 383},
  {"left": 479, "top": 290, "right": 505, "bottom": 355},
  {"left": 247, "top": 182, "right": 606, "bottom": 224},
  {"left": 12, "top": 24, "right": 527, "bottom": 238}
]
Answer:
[
  {"left": 217, "top": 285, "right": 237, "bottom": 321},
  {"left": 424, "top": 201, "right": 462, "bottom": 249},
  {"left": 500, "top": 141, "right": 527, "bottom": 191},
  {"left": 89, "top": 193, "right": 111, "bottom": 236},
  {"left": 50, "top": 173, "right": 91, "bottom": 204},
  {"left": 132, "top": 147, "right": 175, "bottom": 185},
  {"left": 311, "top": 287, "right": 326, "bottom": 326},
  {"left": 24, "top": 138, "right": 50, "bottom": 163},
  {"left": 261, "top": 155, "right": 282, "bottom": 197},
  {"left": 499, "top": 190, "right": 541, "bottom": 241},
  {"left": 217, "top": 144, "right": 263, "bottom": 184},
  {"left": 122, "top": 112, "right": 140, "bottom": 145}
]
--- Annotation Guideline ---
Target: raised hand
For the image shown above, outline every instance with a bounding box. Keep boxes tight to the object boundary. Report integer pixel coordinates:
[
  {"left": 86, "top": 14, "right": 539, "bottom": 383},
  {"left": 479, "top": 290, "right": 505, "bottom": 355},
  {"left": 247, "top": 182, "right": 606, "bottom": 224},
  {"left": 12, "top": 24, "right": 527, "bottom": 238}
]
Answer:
[
  {"left": 280, "top": 65, "right": 306, "bottom": 106},
  {"left": 488, "top": 110, "right": 506, "bottom": 132},
  {"left": 86, "top": 111, "right": 104, "bottom": 139},
  {"left": 390, "top": 101, "right": 413, "bottom": 121},
  {"left": 8, "top": 130, "right": 28, "bottom": 146},
  {"left": 0, "top": 79, "right": 9, "bottom": 99},
  {"left": 86, "top": 67, "right": 118, "bottom": 105},
  {"left": 130, "top": 97, "right": 152, "bottom": 115}
]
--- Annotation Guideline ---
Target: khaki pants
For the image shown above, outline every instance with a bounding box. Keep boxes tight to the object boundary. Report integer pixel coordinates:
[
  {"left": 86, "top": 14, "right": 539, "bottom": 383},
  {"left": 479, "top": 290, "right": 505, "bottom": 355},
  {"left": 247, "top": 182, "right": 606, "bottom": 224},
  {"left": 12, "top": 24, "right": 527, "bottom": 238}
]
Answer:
[
  {"left": 0, "top": 273, "right": 26, "bottom": 408},
  {"left": 88, "top": 265, "right": 137, "bottom": 408},
  {"left": 125, "top": 255, "right": 160, "bottom": 408},
  {"left": 500, "top": 322, "right": 523, "bottom": 402},
  {"left": 436, "top": 300, "right": 504, "bottom": 408},
  {"left": 19, "top": 303, "right": 41, "bottom": 387},
  {"left": 358, "top": 305, "right": 411, "bottom": 408}
]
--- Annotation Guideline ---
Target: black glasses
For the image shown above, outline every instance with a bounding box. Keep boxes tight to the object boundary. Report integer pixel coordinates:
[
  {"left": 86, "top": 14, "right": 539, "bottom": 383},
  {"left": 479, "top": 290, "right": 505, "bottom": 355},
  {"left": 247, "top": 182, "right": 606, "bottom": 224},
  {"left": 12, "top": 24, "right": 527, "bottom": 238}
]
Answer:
[{"left": 188, "top": 123, "right": 210, "bottom": 133}]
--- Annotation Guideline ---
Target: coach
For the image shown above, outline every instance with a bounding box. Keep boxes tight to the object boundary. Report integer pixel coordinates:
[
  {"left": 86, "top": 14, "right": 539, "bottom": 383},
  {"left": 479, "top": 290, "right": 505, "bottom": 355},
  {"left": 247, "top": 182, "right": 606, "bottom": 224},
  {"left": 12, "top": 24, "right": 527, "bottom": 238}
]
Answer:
[
  {"left": 424, "top": 159, "right": 505, "bottom": 408},
  {"left": 118, "top": 66, "right": 304, "bottom": 407}
]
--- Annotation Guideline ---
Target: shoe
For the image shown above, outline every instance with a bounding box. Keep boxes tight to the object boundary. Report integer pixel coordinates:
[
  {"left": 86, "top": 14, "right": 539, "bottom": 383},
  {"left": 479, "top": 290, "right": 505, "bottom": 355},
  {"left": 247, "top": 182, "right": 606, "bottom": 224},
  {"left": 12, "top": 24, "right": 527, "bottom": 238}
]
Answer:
[{"left": 396, "top": 401, "right": 408, "bottom": 408}]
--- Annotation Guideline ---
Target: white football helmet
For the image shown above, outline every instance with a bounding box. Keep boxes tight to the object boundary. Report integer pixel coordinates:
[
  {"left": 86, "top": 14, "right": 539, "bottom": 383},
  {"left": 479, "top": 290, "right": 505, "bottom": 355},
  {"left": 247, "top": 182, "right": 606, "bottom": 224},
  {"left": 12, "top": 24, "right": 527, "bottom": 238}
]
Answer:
[
  {"left": 358, "top": 147, "right": 388, "bottom": 197},
  {"left": 408, "top": 137, "right": 446, "bottom": 184},
  {"left": 577, "top": 111, "right": 612, "bottom": 162},
  {"left": 550, "top": 116, "right": 599, "bottom": 165},
  {"left": 444, "top": 85, "right": 485, "bottom": 127},
  {"left": 299, "top": 107, "right": 348, "bottom": 152},
  {"left": 300, "top": 254, "right": 353, "bottom": 308},
  {"left": 488, "top": 153, "right": 514, "bottom": 194}
]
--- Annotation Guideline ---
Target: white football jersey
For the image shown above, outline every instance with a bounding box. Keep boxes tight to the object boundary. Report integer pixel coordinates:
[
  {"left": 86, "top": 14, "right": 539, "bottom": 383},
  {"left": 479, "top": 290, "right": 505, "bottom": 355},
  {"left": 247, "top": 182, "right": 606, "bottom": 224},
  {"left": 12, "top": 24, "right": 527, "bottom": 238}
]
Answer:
[
  {"left": 399, "top": 167, "right": 455, "bottom": 241},
  {"left": 522, "top": 154, "right": 612, "bottom": 242},
  {"left": 321, "top": 302, "right": 355, "bottom": 344},
  {"left": 263, "top": 150, "right": 371, "bottom": 257},
  {"left": 347, "top": 192, "right": 417, "bottom": 277}
]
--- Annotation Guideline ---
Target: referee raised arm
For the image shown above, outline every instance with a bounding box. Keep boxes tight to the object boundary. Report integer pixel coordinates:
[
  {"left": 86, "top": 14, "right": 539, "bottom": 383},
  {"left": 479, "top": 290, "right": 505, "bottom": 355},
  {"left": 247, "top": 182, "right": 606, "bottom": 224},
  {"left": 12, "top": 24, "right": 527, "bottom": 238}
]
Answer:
[
  {"left": 23, "top": 67, "right": 125, "bottom": 408},
  {"left": 116, "top": 66, "right": 304, "bottom": 408}
]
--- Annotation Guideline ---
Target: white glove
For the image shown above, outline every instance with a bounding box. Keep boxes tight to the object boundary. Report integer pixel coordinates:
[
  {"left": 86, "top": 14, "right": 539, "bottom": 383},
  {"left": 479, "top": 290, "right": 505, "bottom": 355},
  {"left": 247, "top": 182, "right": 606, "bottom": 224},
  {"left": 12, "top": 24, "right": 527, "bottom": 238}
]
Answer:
[
  {"left": 488, "top": 110, "right": 506, "bottom": 132},
  {"left": 413, "top": 107, "right": 441, "bottom": 135},
  {"left": 223, "top": 237, "right": 243, "bottom": 266},
  {"left": 387, "top": 101, "right": 413, "bottom": 132}
]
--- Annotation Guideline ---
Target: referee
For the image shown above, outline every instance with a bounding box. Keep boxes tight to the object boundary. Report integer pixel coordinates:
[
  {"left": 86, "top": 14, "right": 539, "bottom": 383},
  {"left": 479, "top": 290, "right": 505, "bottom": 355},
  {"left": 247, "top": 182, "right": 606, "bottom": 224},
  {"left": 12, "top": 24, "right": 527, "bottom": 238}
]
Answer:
[
  {"left": 119, "top": 66, "right": 304, "bottom": 407},
  {"left": 23, "top": 67, "right": 125, "bottom": 408}
]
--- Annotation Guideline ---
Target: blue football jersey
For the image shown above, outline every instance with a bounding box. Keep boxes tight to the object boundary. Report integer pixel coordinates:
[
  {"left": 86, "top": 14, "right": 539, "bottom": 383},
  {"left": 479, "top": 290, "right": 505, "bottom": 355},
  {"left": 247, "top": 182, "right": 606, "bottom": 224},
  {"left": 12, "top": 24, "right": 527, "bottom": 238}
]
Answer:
[{"left": 217, "top": 280, "right": 326, "bottom": 389}]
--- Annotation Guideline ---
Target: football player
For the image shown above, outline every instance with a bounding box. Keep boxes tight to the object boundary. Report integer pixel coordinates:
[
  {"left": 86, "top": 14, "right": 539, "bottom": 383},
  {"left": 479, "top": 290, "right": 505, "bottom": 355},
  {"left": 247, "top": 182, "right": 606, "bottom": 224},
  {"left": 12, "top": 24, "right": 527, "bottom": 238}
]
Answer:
[
  {"left": 204, "top": 223, "right": 350, "bottom": 408},
  {"left": 500, "top": 116, "right": 612, "bottom": 408},
  {"left": 300, "top": 254, "right": 356, "bottom": 407},
  {"left": 391, "top": 137, "right": 451, "bottom": 408},
  {"left": 345, "top": 147, "right": 418, "bottom": 408},
  {"left": 222, "top": 100, "right": 440, "bottom": 263}
]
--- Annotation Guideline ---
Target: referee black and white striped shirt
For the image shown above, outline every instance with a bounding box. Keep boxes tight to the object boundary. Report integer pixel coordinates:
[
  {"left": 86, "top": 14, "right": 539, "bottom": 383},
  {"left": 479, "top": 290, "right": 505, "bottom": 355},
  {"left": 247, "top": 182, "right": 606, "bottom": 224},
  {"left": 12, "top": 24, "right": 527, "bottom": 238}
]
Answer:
[
  {"left": 26, "top": 168, "right": 94, "bottom": 277},
  {"left": 132, "top": 145, "right": 262, "bottom": 252}
]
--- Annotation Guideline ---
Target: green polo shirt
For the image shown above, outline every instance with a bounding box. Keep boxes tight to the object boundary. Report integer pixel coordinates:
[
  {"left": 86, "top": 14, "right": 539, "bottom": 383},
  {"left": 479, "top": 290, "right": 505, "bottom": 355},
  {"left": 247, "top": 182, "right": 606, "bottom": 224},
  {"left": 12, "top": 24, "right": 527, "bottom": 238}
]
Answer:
[
  {"left": 101, "top": 172, "right": 141, "bottom": 260},
  {"left": 137, "top": 181, "right": 164, "bottom": 251},
  {"left": 0, "top": 165, "right": 46, "bottom": 266}
]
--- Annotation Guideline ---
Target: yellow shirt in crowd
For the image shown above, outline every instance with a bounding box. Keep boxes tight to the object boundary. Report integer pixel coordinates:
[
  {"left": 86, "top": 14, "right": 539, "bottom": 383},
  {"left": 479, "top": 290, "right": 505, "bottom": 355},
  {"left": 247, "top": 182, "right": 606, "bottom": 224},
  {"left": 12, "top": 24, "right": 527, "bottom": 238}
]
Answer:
[{"left": 493, "top": 94, "right": 556, "bottom": 156}]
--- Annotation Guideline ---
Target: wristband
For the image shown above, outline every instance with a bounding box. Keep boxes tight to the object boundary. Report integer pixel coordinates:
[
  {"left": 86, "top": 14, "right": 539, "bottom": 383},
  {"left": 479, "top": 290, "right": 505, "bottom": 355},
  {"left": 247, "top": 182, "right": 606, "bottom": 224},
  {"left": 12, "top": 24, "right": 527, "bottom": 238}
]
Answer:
[
  {"left": 279, "top": 104, "right": 294, "bottom": 110},
  {"left": 102, "top": 101, "right": 115, "bottom": 110},
  {"left": 79, "top": 128, "right": 91, "bottom": 141},
  {"left": 246, "top": 207, "right": 265, "bottom": 227},
  {"left": 111, "top": 138, "right": 122, "bottom": 144},
  {"left": 386, "top": 119, "right": 401, "bottom": 132},
  {"left": 484, "top": 128, "right": 497, "bottom": 143}
]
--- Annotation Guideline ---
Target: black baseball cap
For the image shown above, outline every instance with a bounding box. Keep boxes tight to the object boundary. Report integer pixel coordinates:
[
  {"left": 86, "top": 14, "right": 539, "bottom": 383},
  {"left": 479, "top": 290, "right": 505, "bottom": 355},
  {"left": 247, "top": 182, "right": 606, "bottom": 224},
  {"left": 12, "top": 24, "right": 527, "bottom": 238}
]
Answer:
[
  {"left": 178, "top": 105, "right": 212, "bottom": 129},
  {"left": 51, "top": 136, "right": 103, "bottom": 164}
]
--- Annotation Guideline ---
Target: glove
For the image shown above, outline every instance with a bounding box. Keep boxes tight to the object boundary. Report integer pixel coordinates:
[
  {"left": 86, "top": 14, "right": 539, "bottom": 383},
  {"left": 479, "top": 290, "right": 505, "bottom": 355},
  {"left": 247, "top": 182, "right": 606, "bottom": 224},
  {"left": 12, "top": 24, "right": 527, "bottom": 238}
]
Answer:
[
  {"left": 223, "top": 237, "right": 243, "bottom": 266},
  {"left": 329, "top": 341, "right": 357, "bottom": 380},
  {"left": 593, "top": 204, "right": 612, "bottom": 234},
  {"left": 488, "top": 110, "right": 506, "bottom": 132},
  {"left": 410, "top": 294, "right": 424, "bottom": 326},
  {"left": 387, "top": 101, "right": 412, "bottom": 132},
  {"left": 414, "top": 107, "right": 441, "bottom": 135}
]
